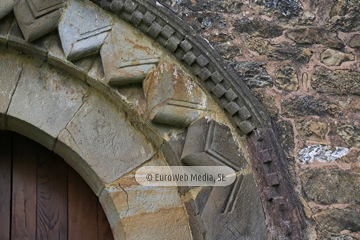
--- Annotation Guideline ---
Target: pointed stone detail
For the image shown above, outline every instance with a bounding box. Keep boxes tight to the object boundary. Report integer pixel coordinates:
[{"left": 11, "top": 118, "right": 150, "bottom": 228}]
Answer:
[
  {"left": 100, "top": 24, "right": 160, "bottom": 85},
  {"left": 0, "top": 0, "right": 14, "bottom": 20},
  {"left": 58, "top": 0, "right": 112, "bottom": 61},
  {"left": 181, "top": 117, "right": 248, "bottom": 171},
  {"left": 13, "top": 0, "right": 66, "bottom": 42},
  {"left": 143, "top": 61, "right": 207, "bottom": 127}
]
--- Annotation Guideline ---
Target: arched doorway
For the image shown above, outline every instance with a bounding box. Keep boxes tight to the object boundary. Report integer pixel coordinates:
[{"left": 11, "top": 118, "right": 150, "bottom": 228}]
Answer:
[{"left": 0, "top": 131, "right": 114, "bottom": 240}]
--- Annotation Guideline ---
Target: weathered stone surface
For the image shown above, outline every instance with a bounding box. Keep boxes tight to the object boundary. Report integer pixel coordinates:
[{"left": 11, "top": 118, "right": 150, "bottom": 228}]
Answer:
[
  {"left": 13, "top": 0, "right": 65, "bottom": 42},
  {"left": 300, "top": 168, "right": 359, "bottom": 204},
  {"left": 58, "top": 92, "right": 155, "bottom": 184},
  {"left": 329, "top": 0, "right": 360, "bottom": 32},
  {"left": 143, "top": 61, "right": 206, "bottom": 127},
  {"left": 48, "top": 35, "right": 96, "bottom": 81},
  {"left": 298, "top": 145, "right": 349, "bottom": 163},
  {"left": 247, "top": 37, "right": 312, "bottom": 63},
  {"left": 275, "top": 66, "right": 298, "bottom": 91},
  {"left": 311, "top": 66, "right": 360, "bottom": 95},
  {"left": 8, "top": 20, "right": 53, "bottom": 66},
  {"left": 118, "top": 207, "right": 192, "bottom": 240},
  {"left": 286, "top": 27, "right": 343, "bottom": 49},
  {"left": 0, "top": 0, "right": 13, "bottom": 20},
  {"left": 100, "top": 156, "right": 185, "bottom": 225},
  {"left": 320, "top": 49, "right": 354, "bottom": 66},
  {"left": 315, "top": 207, "right": 360, "bottom": 233},
  {"left": 257, "top": 0, "right": 302, "bottom": 18},
  {"left": 234, "top": 18, "right": 284, "bottom": 38},
  {"left": 253, "top": 89, "right": 279, "bottom": 117},
  {"left": 201, "top": 173, "right": 268, "bottom": 239},
  {"left": 58, "top": 0, "right": 112, "bottom": 61},
  {"left": 337, "top": 125, "right": 360, "bottom": 148},
  {"left": 0, "top": 13, "right": 13, "bottom": 47},
  {"left": 349, "top": 34, "right": 360, "bottom": 48},
  {"left": 100, "top": 23, "right": 160, "bottom": 85},
  {"left": 181, "top": 118, "right": 248, "bottom": 171},
  {"left": 7, "top": 62, "right": 88, "bottom": 149},
  {"left": 298, "top": 11, "right": 316, "bottom": 25},
  {"left": 296, "top": 119, "right": 328, "bottom": 142},
  {"left": 231, "top": 62, "right": 273, "bottom": 88},
  {"left": 281, "top": 95, "right": 343, "bottom": 118},
  {"left": 0, "top": 52, "right": 22, "bottom": 130}
]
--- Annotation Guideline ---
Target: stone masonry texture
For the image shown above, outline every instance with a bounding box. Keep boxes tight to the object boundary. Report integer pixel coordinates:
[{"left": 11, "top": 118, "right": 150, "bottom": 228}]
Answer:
[{"left": 158, "top": 0, "right": 360, "bottom": 239}]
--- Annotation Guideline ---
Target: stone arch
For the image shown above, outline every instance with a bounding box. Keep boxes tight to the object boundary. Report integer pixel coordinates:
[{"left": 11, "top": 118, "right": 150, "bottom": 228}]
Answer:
[{"left": 0, "top": 0, "right": 307, "bottom": 239}]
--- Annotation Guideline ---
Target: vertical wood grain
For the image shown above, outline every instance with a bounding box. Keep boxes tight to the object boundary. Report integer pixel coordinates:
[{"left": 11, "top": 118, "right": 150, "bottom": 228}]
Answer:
[
  {"left": 68, "top": 167, "right": 98, "bottom": 240},
  {"left": 0, "top": 131, "right": 12, "bottom": 240},
  {"left": 12, "top": 133, "right": 37, "bottom": 240},
  {"left": 36, "top": 147, "right": 68, "bottom": 240}
]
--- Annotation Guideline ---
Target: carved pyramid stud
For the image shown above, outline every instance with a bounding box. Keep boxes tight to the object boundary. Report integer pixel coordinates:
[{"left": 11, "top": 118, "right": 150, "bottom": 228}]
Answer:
[
  {"left": 13, "top": 0, "right": 66, "bottom": 42},
  {"left": 58, "top": 0, "right": 112, "bottom": 61},
  {"left": 100, "top": 24, "right": 160, "bottom": 86},
  {"left": 181, "top": 117, "right": 248, "bottom": 171},
  {"left": 0, "top": 0, "right": 14, "bottom": 20},
  {"left": 143, "top": 61, "right": 207, "bottom": 127}
]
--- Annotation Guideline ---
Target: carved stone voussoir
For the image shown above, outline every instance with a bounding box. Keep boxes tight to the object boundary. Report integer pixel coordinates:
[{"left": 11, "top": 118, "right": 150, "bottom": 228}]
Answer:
[
  {"left": 181, "top": 117, "right": 248, "bottom": 171},
  {"left": 58, "top": 0, "right": 112, "bottom": 61},
  {"left": 143, "top": 61, "right": 207, "bottom": 127},
  {"left": 100, "top": 23, "right": 160, "bottom": 85},
  {"left": 13, "top": 0, "right": 66, "bottom": 42},
  {"left": 0, "top": 0, "right": 14, "bottom": 20}
]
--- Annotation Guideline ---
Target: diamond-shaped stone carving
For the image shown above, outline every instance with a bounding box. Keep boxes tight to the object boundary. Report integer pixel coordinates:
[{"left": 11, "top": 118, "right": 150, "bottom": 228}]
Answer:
[
  {"left": 100, "top": 23, "right": 160, "bottom": 85},
  {"left": 181, "top": 117, "right": 248, "bottom": 171},
  {"left": 0, "top": 0, "right": 14, "bottom": 20},
  {"left": 13, "top": 0, "right": 66, "bottom": 42},
  {"left": 58, "top": 0, "right": 112, "bottom": 61},
  {"left": 143, "top": 61, "right": 207, "bottom": 127}
]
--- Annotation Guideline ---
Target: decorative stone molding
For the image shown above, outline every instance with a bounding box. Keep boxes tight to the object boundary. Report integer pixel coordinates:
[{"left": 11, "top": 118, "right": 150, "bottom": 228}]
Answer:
[
  {"left": 100, "top": 24, "right": 160, "bottom": 85},
  {"left": 13, "top": 0, "right": 66, "bottom": 42},
  {"left": 91, "top": 0, "right": 271, "bottom": 136},
  {"left": 143, "top": 61, "right": 206, "bottom": 127},
  {"left": 181, "top": 117, "right": 247, "bottom": 171},
  {"left": 0, "top": 0, "right": 308, "bottom": 238},
  {"left": 58, "top": 0, "right": 113, "bottom": 61}
]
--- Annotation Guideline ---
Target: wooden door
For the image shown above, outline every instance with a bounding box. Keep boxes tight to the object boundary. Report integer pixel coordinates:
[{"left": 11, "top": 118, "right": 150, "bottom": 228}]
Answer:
[{"left": 0, "top": 131, "right": 114, "bottom": 240}]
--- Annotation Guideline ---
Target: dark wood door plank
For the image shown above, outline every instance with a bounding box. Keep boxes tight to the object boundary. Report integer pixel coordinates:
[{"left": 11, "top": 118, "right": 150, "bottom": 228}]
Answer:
[
  {"left": 0, "top": 131, "right": 12, "bottom": 240},
  {"left": 68, "top": 167, "right": 98, "bottom": 240},
  {"left": 36, "top": 147, "right": 68, "bottom": 240},
  {"left": 12, "top": 134, "right": 37, "bottom": 240}
]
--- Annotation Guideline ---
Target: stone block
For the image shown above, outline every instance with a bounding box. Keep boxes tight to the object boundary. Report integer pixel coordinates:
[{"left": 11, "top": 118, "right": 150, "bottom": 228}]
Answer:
[
  {"left": 58, "top": 0, "right": 112, "bottom": 61},
  {"left": 7, "top": 20, "right": 53, "bottom": 66},
  {"left": 275, "top": 65, "right": 298, "bottom": 91},
  {"left": 101, "top": 156, "right": 183, "bottom": 220},
  {"left": 0, "top": 13, "right": 13, "bottom": 47},
  {"left": 143, "top": 61, "right": 207, "bottom": 127},
  {"left": 201, "top": 173, "right": 268, "bottom": 239},
  {"left": 13, "top": 0, "right": 65, "bottom": 42},
  {"left": 0, "top": 0, "right": 14, "bottom": 20},
  {"left": 300, "top": 167, "right": 360, "bottom": 204},
  {"left": 181, "top": 118, "right": 248, "bottom": 171},
  {"left": 312, "top": 66, "right": 360, "bottom": 96},
  {"left": 320, "top": 49, "right": 354, "bottom": 66},
  {"left": 48, "top": 35, "right": 96, "bottom": 81},
  {"left": 0, "top": 52, "right": 23, "bottom": 130},
  {"left": 6, "top": 62, "right": 88, "bottom": 149},
  {"left": 100, "top": 23, "right": 161, "bottom": 85},
  {"left": 58, "top": 91, "right": 155, "bottom": 184}
]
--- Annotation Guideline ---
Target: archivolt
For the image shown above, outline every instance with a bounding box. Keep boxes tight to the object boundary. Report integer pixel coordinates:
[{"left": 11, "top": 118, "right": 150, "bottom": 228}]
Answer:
[{"left": 0, "top": 0, "right": 306, "bottom": 239}]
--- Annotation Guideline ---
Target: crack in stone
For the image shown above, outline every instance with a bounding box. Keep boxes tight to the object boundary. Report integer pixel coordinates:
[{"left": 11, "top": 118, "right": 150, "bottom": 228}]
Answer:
[
  {"left": 118, "top": 183, "right": 130, "bottom": 217},
  {"left": 5, "top": 63, "right": 23, "bottom": 116}
]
